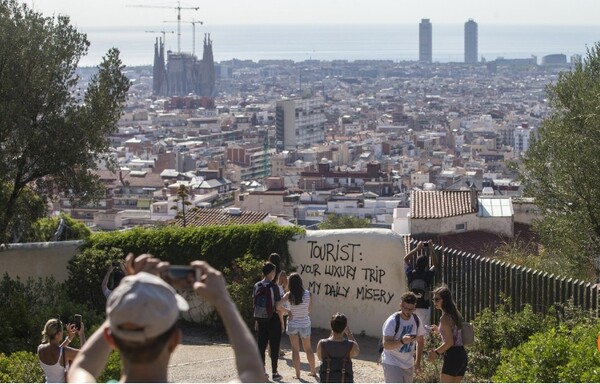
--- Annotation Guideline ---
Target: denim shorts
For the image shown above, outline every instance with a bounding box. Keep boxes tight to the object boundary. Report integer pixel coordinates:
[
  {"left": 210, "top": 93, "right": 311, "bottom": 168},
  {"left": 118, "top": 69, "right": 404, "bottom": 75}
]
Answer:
[{"left": 286, "top": 324, "right": 311, "bottom": 338}]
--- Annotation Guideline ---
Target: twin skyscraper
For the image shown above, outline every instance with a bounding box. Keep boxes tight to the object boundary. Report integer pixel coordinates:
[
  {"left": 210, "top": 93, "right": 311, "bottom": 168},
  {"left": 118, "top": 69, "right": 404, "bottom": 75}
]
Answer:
[{"left": 419, "top": 18, "right": 478, "bottom": 64}]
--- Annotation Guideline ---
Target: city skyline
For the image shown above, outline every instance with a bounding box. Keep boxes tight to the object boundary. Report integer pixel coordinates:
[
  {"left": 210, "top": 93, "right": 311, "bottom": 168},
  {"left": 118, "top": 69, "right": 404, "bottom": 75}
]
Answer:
[{"left": 26, "top": 0, "right": 600, "bottom": 28}]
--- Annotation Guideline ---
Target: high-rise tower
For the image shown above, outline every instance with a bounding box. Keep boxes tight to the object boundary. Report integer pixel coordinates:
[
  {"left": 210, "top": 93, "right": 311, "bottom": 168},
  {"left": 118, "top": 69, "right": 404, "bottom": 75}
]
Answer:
[
  {"left": 419, "top": 19, "right": 432, "bottom": 64},
  {"left": 464, "top": 19, "right": 478, "bottom": 64}
]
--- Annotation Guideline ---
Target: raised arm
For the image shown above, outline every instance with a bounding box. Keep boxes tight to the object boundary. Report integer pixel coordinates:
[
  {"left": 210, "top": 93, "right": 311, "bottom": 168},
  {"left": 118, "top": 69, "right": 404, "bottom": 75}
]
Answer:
[
  {"left": 192, "top": 261, "right": 264, "bottom": 383},
  {"left": 403, "top": 241, "right": 424, "bottom": 265},
  {"left": 67, "top": 321, "right": 112, "bottom": 383},
  {"left": 101, "top": 265, "right": 114, "bottom": 296},
  {"left": 428, "top": 240, "right": 437, "bottom": 269}
]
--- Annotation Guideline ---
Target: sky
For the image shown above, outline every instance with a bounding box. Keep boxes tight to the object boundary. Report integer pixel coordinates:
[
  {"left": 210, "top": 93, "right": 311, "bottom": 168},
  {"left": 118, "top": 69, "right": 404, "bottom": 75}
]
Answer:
[{"left": 25, "top": 0, "right": 600, "bottom": 27}]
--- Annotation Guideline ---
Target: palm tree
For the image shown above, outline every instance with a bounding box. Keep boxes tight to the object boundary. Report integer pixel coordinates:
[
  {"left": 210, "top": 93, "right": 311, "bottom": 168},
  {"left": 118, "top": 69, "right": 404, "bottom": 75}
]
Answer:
[{"left": 170, "top": 184, "right": 198, "bottom": 227}]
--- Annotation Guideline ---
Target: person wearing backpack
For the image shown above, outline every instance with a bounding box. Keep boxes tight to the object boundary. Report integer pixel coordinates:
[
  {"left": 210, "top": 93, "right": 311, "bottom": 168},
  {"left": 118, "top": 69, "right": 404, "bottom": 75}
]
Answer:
[
  {"left": 380, "top": 292, "right": 426, "bottom": 383},
  {"left": 404, "top": 240, "right": 436, "bottom": 328},
  {"left": 316, "top": 313, "right": 360, "bottom": 383},
  {"left": 253, "top": 261, "right": 283, "bottom": 381}
]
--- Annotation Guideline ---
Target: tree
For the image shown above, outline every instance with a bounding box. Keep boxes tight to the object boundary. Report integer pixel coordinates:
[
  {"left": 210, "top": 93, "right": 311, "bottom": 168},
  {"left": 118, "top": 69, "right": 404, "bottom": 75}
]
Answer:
[
  {"left": 0, "top": 0, "right": 130, "bottom": 243},
  {"left": 170, "top": 184, "right": 198, "bottom": 227},
  {"left": 519, "top": 43, "right": 600, "bottom": 281},
  {"left": 317, "top": 213, "right": 371, "bottom": 229}
]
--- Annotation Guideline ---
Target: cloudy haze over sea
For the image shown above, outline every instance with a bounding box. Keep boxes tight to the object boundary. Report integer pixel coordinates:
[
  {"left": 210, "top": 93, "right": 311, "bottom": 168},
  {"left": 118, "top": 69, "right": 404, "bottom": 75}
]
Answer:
[{"left": 77, "top": 23, "right": 600, "bottom": 67}]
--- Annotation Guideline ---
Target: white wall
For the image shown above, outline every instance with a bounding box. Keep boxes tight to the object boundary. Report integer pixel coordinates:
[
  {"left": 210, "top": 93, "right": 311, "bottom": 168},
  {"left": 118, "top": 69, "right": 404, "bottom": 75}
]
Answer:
[
  {"left": 287, "top": 228, "right": 407, "bottom": 337},
  {"left": 412, "top": 213, "right": 478, "bottom": 235}
]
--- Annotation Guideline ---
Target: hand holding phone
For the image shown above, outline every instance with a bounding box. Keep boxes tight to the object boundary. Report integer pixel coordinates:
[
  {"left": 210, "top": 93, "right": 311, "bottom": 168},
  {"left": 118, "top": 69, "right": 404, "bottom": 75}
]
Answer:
[
  {"left": 162, "top": 265, "right": 199, "bottom": 290},
  {"left": 74, "top": 314, "right": 82, "bottom": 331}
]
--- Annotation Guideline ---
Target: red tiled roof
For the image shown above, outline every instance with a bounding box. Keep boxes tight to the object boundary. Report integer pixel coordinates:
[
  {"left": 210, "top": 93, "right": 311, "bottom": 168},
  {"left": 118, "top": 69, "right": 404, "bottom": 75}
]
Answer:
[
  {"left": 411, "top": 190, "right": 477, "bottom": 219},
  {"left": 173, "top": 208, "right": 269, "bottom": 227}
]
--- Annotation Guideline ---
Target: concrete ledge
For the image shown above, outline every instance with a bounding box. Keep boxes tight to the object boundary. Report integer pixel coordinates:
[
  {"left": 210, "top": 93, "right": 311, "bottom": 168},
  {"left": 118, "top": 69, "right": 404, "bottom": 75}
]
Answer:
[{"left": 0, "top": 240, "right": 84, "bottom": 282}]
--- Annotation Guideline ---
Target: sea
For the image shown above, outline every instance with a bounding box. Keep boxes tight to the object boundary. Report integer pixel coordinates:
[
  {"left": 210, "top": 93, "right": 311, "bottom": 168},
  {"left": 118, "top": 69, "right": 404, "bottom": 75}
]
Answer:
[{"left": 78, "top": 23, "right": 600, "bottom": 67}]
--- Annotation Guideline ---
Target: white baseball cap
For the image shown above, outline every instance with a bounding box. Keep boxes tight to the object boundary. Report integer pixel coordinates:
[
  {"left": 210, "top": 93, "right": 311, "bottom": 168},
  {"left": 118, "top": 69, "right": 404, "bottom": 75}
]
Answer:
[{"left": 106, "top": 272, "right": 189, "bottom": 342}]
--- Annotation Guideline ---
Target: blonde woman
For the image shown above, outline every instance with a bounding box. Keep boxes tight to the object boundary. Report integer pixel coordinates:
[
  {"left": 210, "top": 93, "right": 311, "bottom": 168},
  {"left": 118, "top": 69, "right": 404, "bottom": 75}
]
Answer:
[{"left": 38, "top": 318, "right": 86, "bottom": 382}]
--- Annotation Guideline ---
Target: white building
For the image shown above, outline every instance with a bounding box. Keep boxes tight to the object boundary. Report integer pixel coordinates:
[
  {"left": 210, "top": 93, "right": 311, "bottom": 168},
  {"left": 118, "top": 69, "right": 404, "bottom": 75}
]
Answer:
[{"left": 275, "top": 97, "right": 326, "bottom": 150}]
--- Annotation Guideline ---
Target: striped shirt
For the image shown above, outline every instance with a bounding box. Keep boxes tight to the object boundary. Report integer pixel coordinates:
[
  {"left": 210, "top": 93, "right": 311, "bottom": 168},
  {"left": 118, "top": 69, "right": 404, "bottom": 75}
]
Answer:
[{"left": 288, "top": 290, "right": 311, "bottom": 328}]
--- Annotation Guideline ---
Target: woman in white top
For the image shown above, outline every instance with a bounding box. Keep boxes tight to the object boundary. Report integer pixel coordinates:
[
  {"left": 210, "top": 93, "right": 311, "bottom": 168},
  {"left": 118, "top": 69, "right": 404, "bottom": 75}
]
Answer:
[
  {"left": 37, "top": 318, "right": 86, "bottom": 383},
  {"left": 278, "top": 273, "right": 317, "bottom": 379}
]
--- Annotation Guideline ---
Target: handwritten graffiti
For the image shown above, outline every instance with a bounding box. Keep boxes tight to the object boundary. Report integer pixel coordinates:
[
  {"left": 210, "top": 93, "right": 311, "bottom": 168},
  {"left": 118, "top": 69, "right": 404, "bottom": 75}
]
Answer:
[
  {"left": 361, "top": 267, "right": 385, "bottom": 283},
  {"left": 324, "top": 282, "right": 350, "bottom": 298},
  {"left": 300, "top": 239, "right": 398, "bottom": 306},
  {"left": 308, "top": 240, "right": 361, "bottom": 263},
  {"left": 325, "top": 264, "right": 357, "bottom": 280},
  {"left": 356, "top": 285, "right": 395, "bottom": 304}
]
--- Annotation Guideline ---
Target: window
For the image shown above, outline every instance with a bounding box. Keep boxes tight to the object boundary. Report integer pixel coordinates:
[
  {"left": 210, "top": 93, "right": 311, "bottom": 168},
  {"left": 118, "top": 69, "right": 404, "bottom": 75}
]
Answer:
[{"left": 455, "top": 223, "right": 467, "bottom": 231}]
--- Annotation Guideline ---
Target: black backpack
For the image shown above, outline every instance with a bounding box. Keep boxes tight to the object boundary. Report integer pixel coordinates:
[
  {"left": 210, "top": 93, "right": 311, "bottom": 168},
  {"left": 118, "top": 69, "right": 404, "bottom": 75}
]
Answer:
[
  {"left": 378, "top": 312, "right": 421, "bottom": 355},
  {"left": 319, "top": 340, "right": 354, "bottom": 383},
  {"left": 409, "top": 269, "right": 430, "bottom": 307}
]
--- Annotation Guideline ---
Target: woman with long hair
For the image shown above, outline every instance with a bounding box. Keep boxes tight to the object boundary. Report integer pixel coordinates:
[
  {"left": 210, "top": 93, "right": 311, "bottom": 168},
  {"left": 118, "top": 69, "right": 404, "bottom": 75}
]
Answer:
[
  {"left": 277, "top": 272, "right": 317, "bottom": 379},
  {"left": 427, "top": 285, "right": 468, "bottom": 382},
  {"left": 37, "top": 318, "right": 86, "bottom": 382}
]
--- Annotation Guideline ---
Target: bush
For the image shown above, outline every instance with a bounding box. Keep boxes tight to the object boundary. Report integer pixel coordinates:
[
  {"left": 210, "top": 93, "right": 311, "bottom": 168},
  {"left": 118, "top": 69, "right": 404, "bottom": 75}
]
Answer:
[
  {"left": 467, "top": 301, "right": 550, "bottom": 380},
  {"left": 493, "top": 321, "right": 600, "bottom": 382},
  {"left": 65, "top": 247, "right": 126, "bottom": 313},
  {"left": 97, "top": 350, "right": 123, "bottom": 382},
  {"left": 222, "top": 253, "right": 265, "bottom": 327},
  {"left": 0, "top": 274, "right": 104, "bottom": 355},
  {"left": 0, "top": 351, "right": 44, "bottom": 382}
]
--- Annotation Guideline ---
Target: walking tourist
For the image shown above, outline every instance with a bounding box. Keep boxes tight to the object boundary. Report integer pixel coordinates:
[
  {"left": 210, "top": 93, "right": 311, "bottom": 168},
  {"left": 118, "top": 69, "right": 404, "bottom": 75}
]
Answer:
[
  {"left": 253, "top": 261, "right": 283, "bottom": 381},
  {"left": 427, "top": 285, "right": 468, "bottom": 383},
  {"left": 380, "top": 292, "right": 426, "bottom": 382}
]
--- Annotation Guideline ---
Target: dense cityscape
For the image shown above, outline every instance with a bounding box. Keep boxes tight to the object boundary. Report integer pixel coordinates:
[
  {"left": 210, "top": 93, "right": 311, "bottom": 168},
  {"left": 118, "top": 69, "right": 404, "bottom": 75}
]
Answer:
[{"left": 62, "top": 18, "right": 579, "bottom": 259}]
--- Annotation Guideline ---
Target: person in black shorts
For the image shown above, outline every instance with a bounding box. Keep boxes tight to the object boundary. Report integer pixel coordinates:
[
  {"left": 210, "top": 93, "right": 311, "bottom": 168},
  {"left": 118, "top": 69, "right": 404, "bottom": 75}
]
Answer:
[{"left": 427, "top": 286, "right": 468, "bottom": 382}]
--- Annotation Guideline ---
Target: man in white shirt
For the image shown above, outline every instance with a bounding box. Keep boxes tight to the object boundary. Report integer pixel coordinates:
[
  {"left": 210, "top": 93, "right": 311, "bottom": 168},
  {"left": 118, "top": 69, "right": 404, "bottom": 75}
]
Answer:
[{"left": 380, "top": 292, "right": 426, "bottom": 383}]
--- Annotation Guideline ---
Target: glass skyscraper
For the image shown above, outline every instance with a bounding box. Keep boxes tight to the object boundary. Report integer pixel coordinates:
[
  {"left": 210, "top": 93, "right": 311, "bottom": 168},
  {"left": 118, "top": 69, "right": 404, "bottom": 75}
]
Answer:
[
  {"left": 419, "top": 19, "right": 432, "bottom": 63},
  {"left": 464, "top": 19, "right": 478, "bottom": 64}
]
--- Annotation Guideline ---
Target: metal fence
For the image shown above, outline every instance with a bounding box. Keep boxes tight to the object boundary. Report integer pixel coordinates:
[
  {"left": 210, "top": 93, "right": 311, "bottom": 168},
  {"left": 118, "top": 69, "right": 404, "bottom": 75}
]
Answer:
[{"left": 419, "top": 242, "right": 600, "bottom": 322}]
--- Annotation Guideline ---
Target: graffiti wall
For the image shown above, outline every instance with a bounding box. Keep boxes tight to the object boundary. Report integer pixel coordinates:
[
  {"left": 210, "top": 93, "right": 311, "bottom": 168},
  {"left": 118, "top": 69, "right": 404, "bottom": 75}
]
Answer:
[{"left": 288, "top": 228, "right": 407, "bottom": 337}]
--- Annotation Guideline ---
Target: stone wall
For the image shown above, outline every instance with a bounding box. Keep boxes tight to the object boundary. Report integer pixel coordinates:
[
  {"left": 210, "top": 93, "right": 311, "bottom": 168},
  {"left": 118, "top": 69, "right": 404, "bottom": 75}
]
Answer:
[
  {"left": 0, "top": 241, "right": 84, "bottom": 282},
  {"left": 287, "top": 228, "right": 407, "bottom": 337}
]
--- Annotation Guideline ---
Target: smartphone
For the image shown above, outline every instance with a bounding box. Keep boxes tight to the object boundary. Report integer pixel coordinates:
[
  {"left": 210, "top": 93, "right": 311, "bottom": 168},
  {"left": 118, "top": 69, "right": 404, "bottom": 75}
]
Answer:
[
  {"left": 162, "top": 265, "right": 199, "bottom": 290},
  {"left": 74, "top": 314, "right": 82, "bottom": 331}
]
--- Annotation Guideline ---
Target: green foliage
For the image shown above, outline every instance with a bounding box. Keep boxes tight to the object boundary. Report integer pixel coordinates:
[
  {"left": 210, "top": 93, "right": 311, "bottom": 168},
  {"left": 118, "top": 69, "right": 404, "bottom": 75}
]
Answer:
[
  {"left": 170, "top": 184, "right": 198, "bottom": 227},
  {"left": 70, "top": 224, "right": 301, "bottom": 314},
  {"left": 222, "top": 253, "right": 265, "bottom": 326},
  {"left": 0, "top": 351, "right": 44, "bottom": 383},
  {"left": 468, "top": 301, "right": 550, "bottom": 380},
  {"left": 493, "top": 321, "right": 600, "bottom": 383},
  {"left": 0, "top": 274, "right": 103, "bottom": 355},
  {"left": 466, "top": 297, "right": 598, "bottom": 381},
  {"left": 27, "top": 213, "right": 92, "bottom": 242},
  {"left": 85, "top": 223, "right": 301, "bottom": 271},
  {"left": 318, "top": 213, "right": 371, "bottom": 229},
  {"left": 65, "top": 247, "right": 126, "bottom": 313},
  {"left": 0, "top": 184, "right": 46, "bottom": 243},
  {"left": 97, "top": 350, "right": 123, "bottom": 382},
  {"left": 0, "top": 0, "right": 130, "bottom": 243},
  {"left": 484, "top": 236, "right": 573, "bottom": 278},
  {"left": 519, "top": 43, "right": 600, "bottom": 281}
]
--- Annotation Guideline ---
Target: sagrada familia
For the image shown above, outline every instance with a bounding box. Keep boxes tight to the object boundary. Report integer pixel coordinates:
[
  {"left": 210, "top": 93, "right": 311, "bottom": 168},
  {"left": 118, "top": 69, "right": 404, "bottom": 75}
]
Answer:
[{"left": 152, "top": 33, "right": 216, "bottom": 98}]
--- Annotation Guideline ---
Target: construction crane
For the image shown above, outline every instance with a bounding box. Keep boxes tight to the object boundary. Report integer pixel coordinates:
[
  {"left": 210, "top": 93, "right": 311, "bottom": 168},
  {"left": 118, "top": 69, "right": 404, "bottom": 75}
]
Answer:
[
  {"left": 144, "top": 30, "right": 174, "bottom": 51},
  {"left": 164, "top": 19, "right": 203, "bottom": 56},
  {"left": 128, "top": 1, "right": 199, "bottom": 53}
]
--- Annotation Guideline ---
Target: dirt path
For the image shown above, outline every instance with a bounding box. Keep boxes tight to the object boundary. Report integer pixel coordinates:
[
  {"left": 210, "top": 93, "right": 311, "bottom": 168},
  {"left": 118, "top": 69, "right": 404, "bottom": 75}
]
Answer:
[{"left": 168, "top": 325, "right": 385, "bottom": 383}]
